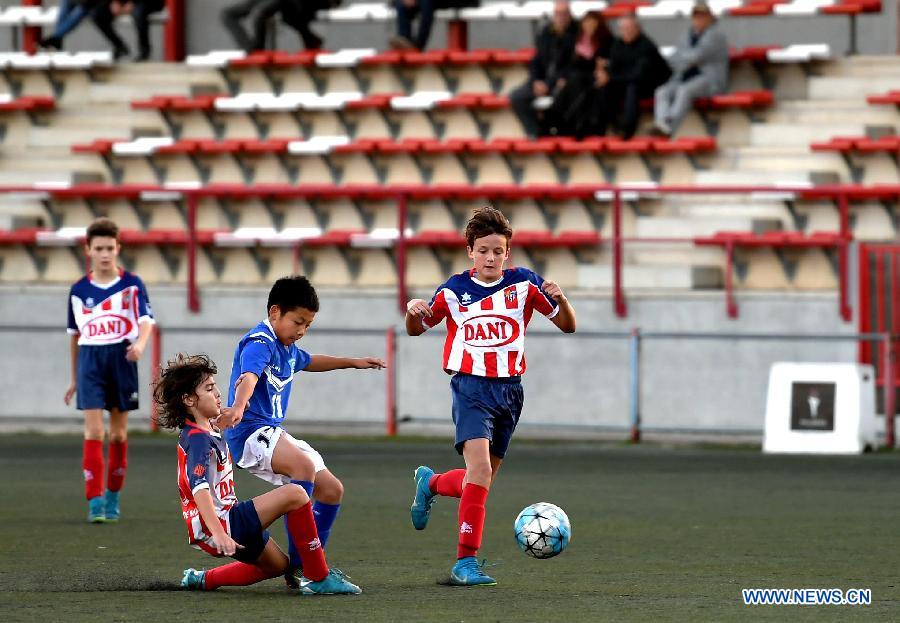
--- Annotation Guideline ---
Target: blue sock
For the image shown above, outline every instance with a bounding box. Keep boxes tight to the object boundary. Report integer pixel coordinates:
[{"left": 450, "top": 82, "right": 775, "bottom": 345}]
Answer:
[
  {"left": 284, "top": 480, "right": 315, "bottom": 569},
  {"left": 312, "top": 501, "right": 341, "bottom": 550}
]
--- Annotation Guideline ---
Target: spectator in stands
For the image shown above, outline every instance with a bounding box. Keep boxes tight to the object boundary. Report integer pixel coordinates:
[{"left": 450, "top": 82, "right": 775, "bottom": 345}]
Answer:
[
  {"left": 651, "top": 0, "right": 728, "bottom": 137},
  {"left": 509, "top": 0, "right": 578, "bottom": 139},
  {"left": 91, "top": 0, "right": 166, "bottom": 61},
  {"left": 222, "top": 0, "right": 335, "bottom": 52},
  {"left": 544, "top": 10, "right": 613, "bottom": 137},
  {"left": 390, "top": 0, "right": 479, "bottom": 51},
  {"left": 39, "top": 0, "right": 107, "bottom": 51},
  {"left": 599, "top": 15, "right": 671, "bottom": 139}
]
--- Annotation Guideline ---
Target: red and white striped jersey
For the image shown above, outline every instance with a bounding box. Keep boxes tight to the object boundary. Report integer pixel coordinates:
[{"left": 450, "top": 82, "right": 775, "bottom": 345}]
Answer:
[
  {"left": 422, "top": 267, "right": 559, "bottom": 377},
  {"left": 177, "top": 423, "right": 238, "bottom": 556},
  {"left": 67, "top": 270, "right": 154, "bottom": 346}
]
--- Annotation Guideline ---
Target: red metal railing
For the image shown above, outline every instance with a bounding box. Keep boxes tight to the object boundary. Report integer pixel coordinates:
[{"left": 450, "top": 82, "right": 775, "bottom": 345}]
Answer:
[{"left": 2, "top": 183, "right": 894, "bottom": 320}]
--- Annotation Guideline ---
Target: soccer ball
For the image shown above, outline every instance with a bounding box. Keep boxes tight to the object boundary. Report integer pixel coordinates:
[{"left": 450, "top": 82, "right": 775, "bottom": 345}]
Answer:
[{"left": 513, "top": 502, "right": 571, "bottom": 559}]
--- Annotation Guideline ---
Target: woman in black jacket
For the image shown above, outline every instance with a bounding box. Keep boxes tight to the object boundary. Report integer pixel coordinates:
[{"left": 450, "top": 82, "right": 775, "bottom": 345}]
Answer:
[{"left": 544, "top": 10, "right": 613, "bottom": 138}]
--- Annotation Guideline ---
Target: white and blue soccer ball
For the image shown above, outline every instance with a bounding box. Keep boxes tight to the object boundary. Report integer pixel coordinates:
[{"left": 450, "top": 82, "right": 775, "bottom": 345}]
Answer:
[{"left": 513, "top": 502, "right": 571, "bottom": 559}]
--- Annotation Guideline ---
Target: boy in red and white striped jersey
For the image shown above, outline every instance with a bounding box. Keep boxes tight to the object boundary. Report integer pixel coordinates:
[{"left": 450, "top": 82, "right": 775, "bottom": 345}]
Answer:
[{"left": 405, "top": 206, "right": 577, "bottom": 586}]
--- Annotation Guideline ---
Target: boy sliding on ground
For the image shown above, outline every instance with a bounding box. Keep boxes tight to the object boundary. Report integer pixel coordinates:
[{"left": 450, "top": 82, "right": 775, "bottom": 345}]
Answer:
[
  {"left": 154, "top": 353, "right": 361, "bottom": 594},
  {"left": 217, "top": 276, "right": 385, "bottom": 587},
  {"left": 405, "top": 206, "right": 576, "bottom": 586}
]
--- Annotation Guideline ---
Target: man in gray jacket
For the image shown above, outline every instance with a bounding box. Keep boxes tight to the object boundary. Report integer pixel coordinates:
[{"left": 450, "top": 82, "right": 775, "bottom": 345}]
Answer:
[{"left": 652, "top": 1, "right": 728, "bottom": 137}]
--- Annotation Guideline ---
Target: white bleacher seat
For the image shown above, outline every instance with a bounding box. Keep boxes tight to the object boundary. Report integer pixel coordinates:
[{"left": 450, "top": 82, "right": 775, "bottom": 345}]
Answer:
[
  {"left": 391, "top": 91, "right": 453, "bottom": 111},
  {"left": 186, "top": 50, "right": 246, "bottom": 68},
  {"left": 767, "top": 44, "right": 832, "bottom": 63},
  {"left": 315, "top": 49, "right": 378, "bottom": 68},
  {"left": 287, "top": 135, "right": 351, "bottom": 155},
  {"left": 325, "top": 3, "right": 395, "bottom": 22},
  {"left": 774, "top": 0, "right": 835, "bottom": 16}
]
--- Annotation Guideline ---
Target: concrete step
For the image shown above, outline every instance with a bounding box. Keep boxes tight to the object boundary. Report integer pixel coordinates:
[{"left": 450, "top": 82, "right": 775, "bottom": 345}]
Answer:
[
  {"left": 766, "top": 102, "right": 899, "bottom": 126},
  {"left": 749, "top": 123, "right": 866, "bottom": 148},
  {"left": 693, "top": 169, "right": 814, "bottom": 185},
  {"left": 807, "top": 76, "right": 900, "bottom": 101},
  {"left": 578, "top": 263, "right": 723, "bottom": 290},
  {"left": 635, "top": 215, "right": 785, "bottom": 238}
]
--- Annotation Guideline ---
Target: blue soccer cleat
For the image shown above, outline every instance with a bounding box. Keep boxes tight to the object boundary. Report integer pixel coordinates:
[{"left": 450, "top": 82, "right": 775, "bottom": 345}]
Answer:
[
  {"left": 449, "top": 557, "right": 497, "bottom": 587},
  {"left": 410, "top": 465, "right": 436, "bottom": 530},
  {"left": 88, "top": 496, "right": 105, "bottom": 523},
  {"left": 181, "top": 568, "right": 206, "bottom": 590},
  {"left": 103, "top": 490, "right": 120, "bottom": 522},
  {"left": 297, "top": 568, "right": 362, "bottom": 595}
]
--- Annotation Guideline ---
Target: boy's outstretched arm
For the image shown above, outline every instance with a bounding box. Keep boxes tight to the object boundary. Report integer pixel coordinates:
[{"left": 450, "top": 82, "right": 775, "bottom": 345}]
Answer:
[
  {"left": 217, "top": 372, "right": 259, "bottom": 429},
  {"left": 405, "top": 298, "right": 432, "bottom": 336},
  {"left": 542, "top": 281, "right": 577, "bottom": 333},
  {"left": 64, "top": 333, "right": 79, "bottom": 405},
  {"left": 306, "top": 355, "right": 387, "bottom": 372},
  {"left": 193, "top": 488, "right": 243, "bottom": 556}
]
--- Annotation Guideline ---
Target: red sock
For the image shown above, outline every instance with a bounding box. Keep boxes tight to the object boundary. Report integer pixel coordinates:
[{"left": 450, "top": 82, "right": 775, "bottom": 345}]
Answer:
[
  {"left": 203, "top": 561, "right": 274, "bottom": 590},
  {"left": 428, "top": 469, "right": 465, "bottom": 498},
  {"left": 285, "top": 502, "right": 328, "bottom": 582},
  {"left": 83, "top": 439, "right": 104, "bottom": 500},
  {"left": 457, "top": 483, "right": 489, "bottom": 559},
  {"left": 107, "top": 440, "right": 128, "bottom": 492}
]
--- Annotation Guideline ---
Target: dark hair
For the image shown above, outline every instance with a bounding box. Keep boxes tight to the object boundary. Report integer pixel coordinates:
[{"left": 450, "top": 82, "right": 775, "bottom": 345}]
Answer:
[
  {"left": 579, "top": 11, "right": 612, "bottom": 53},
  {"left": 153, "top": 353, "right": 218, "bottom": 430},
  {"left": 267, "top": 275, "right": 320, "bottom": 314},
  {"left": 86, "top": 217, "right": 119, "bottom": 245},
  {"left": 464, "top": 206, "right": 513, "bottom": 248}
]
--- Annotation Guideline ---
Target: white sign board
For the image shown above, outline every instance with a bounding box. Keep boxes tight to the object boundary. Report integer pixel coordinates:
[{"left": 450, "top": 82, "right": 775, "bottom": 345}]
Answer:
[{"left": 763, "top": 362, "right": 877, "bottom": 454}]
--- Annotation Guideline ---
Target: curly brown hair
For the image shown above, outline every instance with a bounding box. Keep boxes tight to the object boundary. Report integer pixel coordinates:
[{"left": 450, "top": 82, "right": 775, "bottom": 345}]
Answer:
[
  {"left": 153, "top": 353, "right": 218, "bottom": 430},
  {"left": 464, "top": 206, "right": 513, "bottom": 249}
]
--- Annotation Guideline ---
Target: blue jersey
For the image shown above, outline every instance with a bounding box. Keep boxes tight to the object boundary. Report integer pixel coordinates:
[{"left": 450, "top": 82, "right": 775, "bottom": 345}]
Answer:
[
  {"left": 224, "top": 320, "right": 311, "bottom": 458},
  {"left": 67, "top": 269, "right": 154, "bottom": 345}
]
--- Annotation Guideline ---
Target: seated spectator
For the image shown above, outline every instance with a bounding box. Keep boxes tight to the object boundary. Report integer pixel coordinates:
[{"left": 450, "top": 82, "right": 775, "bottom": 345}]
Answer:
[
  {"left": 544, "top": 10, "right": 613, "bottom": 137},
  {"left": 602, "top": 15, "right": 672, "bottom": 139},
  {"left": 40, "top": 0, "right": 107, "bottom": 51},
  {"left": 222, "top": 0, "right": 335, "bottom": 52},
  {"left": 510, "top": 0, "right": 578, "bottom": 139},
  {"left": 91, "top": 0, "right": 166, "bottom": 61},
  {"left": 651, "top": 1, "right": 728, "bottom": 137},
  {"left": 390, "top": 0, "right": 479, "bottom": 51}
]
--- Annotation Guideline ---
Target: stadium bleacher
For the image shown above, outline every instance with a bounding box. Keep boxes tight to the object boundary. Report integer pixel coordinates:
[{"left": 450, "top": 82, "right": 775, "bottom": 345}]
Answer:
[{"left": 0, "top": 0, "right": 895, "bottom": 311}]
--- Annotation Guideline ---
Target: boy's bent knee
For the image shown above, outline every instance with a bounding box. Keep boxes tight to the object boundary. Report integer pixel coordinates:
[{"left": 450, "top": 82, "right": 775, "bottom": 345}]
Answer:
[{"left": 285, "top": 483, "right": 310, "bottom": 508}]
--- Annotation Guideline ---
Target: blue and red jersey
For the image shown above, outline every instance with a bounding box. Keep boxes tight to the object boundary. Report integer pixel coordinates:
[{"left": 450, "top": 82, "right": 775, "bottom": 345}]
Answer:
[
  {"left": 177, "top": 423, "right": 238, "bottom": 555},
  {"left": 66, "top": 269, "right": 154, "bottom": 345},
  {"left": 422, "top": 267, "right": 559, "bottom": 377}
]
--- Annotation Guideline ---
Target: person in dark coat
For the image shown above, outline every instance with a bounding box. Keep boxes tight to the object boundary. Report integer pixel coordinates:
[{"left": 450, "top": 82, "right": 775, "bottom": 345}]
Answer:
[
  {"left": 544, "top": 10, "right": 613, "bottom": 137},
  {"left": 90, "top": 0, "right": 166, "bottom": 61},
  {"left": 509, "top": 0, "right": 578, "bottom": 139},
  {"left": 389, "top": 0, "right": 479, "bottom": 51},
  {"left": 598, "top": 15, "right": 672, "bottom": 138},
  {"left": 222, "top": 0, "right": 335, "bottom": 53}
]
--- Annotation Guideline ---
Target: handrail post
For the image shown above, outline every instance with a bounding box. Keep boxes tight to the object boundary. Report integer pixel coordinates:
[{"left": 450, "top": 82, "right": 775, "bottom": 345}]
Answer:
[
  {"left": 164, "top": 0, "right": 186, "bottom": 62},
  {"left": 613, "top": 187, "right": 627, "bottom": 317},
  {"left": 386, "top": 326, "right": 397, "bottom": 437},
  {"left": 397, "top": 193, "right": 409, "bottom": 314},
  {"left": 149, "top": 325, "right": 162, "bottom": 431},
  {"left": 884, "top": 334, "right": 896, "bottom": 449},
  {"left": 186, "top": 193, "right": 200, "bottom": 312},
  {"left": 838, "top": 192, "right": 852, "bottom": 322},
  {"left": 629, "top": 327, "right": 641, "bottom": 442},
  {"left": 725, "top": 240, "right": 737, "bottom": 319}
]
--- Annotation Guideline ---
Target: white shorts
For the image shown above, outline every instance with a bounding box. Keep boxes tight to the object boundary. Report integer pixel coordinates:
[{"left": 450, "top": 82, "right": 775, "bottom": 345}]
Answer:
[{"left": 236, "top": 425, "right": 327, "bottom": 486}]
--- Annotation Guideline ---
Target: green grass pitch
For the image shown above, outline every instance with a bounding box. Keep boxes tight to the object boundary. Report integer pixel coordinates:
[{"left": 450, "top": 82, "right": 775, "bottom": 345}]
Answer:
[{"left": 2, "top": 433, "right": 899, "bottom": 621}]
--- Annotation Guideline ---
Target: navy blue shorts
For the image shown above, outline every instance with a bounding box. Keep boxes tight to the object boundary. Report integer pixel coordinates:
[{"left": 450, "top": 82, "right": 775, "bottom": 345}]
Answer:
[
  {"left": 228, "top": 499, "right": 270, "bottom": 564},
  {"left": 451, "top": 373, "right": 524, "bottom": 459},
  {"left": 76, "top": 342, "right": 139, "bottom": 412}
]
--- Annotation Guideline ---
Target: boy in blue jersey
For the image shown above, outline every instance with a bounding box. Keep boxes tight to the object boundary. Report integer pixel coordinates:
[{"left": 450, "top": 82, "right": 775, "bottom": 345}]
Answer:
[
  {"left": 154, "top": 353, "right": 361, "bottom": 595},
  {"left": 217, "top": 275, "right": 386, "bottom": 588},
  {"left": 405, "top": 207, "right": 577, "bottom": 586},
  {"left": 64, "top": 217, "right": 155, "bottom": 523}
]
